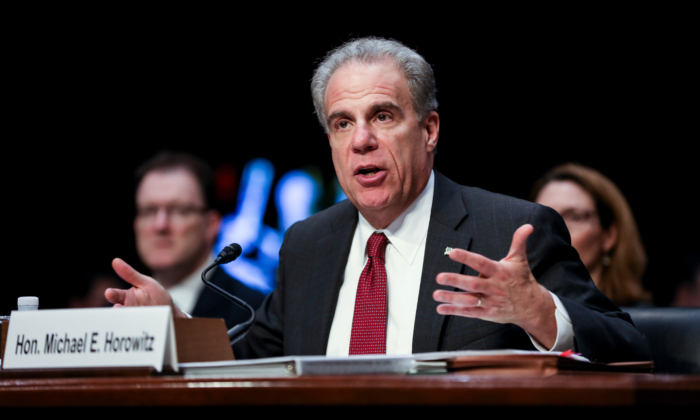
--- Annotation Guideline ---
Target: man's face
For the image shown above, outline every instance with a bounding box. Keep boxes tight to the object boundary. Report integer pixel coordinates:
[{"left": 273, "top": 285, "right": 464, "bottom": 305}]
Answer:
[
  {"left": 134, "top": 168, "right": 218, "bottom": 274},
  {"left": 325, "top": 59, "right": 438, "bottom": 227}
]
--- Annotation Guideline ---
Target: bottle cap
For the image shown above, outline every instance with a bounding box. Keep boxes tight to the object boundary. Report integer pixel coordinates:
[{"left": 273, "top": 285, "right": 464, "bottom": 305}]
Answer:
[{"left": 18, "top": 296, "right": 39, "bottom": 310}]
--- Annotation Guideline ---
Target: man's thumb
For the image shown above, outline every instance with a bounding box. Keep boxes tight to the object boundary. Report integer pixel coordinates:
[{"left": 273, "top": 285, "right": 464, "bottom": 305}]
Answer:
[{"left": 505, "top": 224, "right": 534, "bottom": 262}]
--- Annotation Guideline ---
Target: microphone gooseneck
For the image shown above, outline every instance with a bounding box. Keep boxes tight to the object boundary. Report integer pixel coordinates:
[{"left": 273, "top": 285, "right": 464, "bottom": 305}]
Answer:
[{"left": 201, "top": 243, "right": 256, "bottom": 345}]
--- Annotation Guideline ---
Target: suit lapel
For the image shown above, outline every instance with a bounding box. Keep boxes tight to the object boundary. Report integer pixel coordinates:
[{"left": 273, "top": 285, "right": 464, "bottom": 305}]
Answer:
[
  {"left": 412, "top": 171, "right": 472, "bottom": 353},
  {"left": 302, "top": 202, "right": 358, "bottom": 355}
]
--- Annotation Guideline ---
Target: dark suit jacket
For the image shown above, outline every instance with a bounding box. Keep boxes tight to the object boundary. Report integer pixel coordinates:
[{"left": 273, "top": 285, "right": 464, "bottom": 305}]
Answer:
[
  {"left": 234, "top": 171, "right": 652, "bottom": 363},
  {"left": 191, "top": 266, "right": 265, "bottom": 330}
]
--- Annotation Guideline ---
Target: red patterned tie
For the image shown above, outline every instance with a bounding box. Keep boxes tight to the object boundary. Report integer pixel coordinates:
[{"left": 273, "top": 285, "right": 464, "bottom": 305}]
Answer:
[{"left": 349, "top": 232, "right": 390, "bottom": 355}]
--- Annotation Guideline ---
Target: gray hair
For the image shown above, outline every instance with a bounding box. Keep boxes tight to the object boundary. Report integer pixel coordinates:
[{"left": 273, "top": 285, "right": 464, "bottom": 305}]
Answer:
[{"left": 311, "top": 37, "right": 438, "bottom": 133}]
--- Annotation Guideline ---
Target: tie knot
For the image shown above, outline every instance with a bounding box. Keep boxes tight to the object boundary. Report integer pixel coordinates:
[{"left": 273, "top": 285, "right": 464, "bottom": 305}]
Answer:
[{"left": 367, "top": 232, "right": 389, "bottom": 261}]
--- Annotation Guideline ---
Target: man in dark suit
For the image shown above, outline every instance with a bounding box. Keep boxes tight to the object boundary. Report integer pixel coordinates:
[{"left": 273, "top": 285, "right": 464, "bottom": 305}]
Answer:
[
  {"left": 107, "top": 38, "right": 651, "bottom": 363},
  {"left": 130, "top": 151, "right": 264, "bottom": 329},
  {"left": 233, "top": 170, "right": 650, "bottom": 362}
]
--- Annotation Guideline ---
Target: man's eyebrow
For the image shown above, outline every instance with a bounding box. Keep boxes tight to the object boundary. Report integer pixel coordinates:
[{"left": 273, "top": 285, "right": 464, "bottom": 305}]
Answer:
[
  {"left": 326, "top": 110, "right": 352, "bottom": 128},
  {"left": 367, "top": 102, "right": 404, "bottom": 118},
  {"left": 326, "top": 102, "right": 405, "bottom": 128}
]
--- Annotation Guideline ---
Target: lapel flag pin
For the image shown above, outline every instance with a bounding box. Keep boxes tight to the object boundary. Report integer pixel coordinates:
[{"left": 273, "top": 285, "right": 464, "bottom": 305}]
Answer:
[{"left": 444, "top": 247, "right": 453, "bottom": 256}]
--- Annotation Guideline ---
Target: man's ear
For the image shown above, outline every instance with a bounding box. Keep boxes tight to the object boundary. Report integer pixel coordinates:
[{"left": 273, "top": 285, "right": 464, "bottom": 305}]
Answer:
[
  {"left": 602, "top": 224, "right": 618, "bottom": 253},
  {"left": 423, "top": 111, "right": 440, "bottom": 153}
]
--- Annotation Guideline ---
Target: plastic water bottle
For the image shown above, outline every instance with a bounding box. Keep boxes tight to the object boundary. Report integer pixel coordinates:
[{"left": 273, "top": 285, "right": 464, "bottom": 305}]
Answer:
[{"left": 17, "top": 297, "right": 39, "bottom": 311}]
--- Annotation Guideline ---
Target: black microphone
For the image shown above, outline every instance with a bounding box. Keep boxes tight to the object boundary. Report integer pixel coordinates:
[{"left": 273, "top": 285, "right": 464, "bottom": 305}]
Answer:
[
  {"left": 215, "top": 243, "right": 242, "bottom": 264},
  {"left": 201, "top": 243, "right": 256, "bottom": 345}
]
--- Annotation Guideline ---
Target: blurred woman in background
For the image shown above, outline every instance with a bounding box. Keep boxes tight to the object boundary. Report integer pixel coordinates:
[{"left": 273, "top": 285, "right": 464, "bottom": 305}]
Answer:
[{"left": 531, "top": 163, "right": 650, "bottom": 306}]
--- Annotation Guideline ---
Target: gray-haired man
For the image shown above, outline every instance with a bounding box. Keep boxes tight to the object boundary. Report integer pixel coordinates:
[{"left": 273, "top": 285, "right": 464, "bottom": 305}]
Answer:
[{"left": 107, "top": 37, "right": 651, "bottom": 363}]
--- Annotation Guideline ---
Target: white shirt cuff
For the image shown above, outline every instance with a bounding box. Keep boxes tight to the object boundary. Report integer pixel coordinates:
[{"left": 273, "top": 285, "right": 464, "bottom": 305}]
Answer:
[{"left": 527, "top": 292, "right": 574, "bottom": 352}]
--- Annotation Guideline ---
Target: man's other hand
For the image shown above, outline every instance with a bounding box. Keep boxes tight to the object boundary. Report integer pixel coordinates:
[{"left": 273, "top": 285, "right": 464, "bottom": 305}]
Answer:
[
  {"left": 105, "top": 258, "right": 188, "bottom": 318},
  {"left": 433, "top": 224, "right": 558, "bottom": 349}
]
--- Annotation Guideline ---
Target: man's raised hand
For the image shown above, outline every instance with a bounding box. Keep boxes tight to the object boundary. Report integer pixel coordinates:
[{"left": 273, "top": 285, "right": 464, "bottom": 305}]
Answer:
[
  {"left": 433, "top": 224, "right": 558, "bottom": 349},
  {"left": 105, "top": 258, "right": 188, "bottom": 318}
]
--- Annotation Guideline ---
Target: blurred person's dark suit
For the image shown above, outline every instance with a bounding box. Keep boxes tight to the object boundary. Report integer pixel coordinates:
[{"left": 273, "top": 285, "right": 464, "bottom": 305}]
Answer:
[
  {"left": 193, "top": 267, "right": 264, "bottom": 329},
  {"left": 235, "top": 171, "right": 652, "bottom": 363}
]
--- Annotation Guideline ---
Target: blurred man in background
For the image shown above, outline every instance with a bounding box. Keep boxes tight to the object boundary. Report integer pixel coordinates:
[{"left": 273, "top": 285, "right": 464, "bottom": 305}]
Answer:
[{"left": 132, "top": 151, "right": 264, "bottom": 328}]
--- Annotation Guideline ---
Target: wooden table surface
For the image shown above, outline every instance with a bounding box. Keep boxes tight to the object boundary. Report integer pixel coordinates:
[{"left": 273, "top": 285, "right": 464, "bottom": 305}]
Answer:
[{"left": 1, "top": 372, "right": 699, "bottom": 407}]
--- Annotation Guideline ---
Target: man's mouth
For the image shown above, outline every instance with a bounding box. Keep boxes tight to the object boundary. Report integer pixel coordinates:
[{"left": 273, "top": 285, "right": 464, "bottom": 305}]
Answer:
[
  {"left": 357, "top": 167, "right": 381, "bottom": 177},
  {"left": 354, "top": 166, "right": 387, "bottom": 186}
]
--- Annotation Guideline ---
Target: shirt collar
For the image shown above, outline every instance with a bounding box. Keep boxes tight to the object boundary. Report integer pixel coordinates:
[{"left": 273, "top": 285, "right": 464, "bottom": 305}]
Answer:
[
  {"left": 357, "top": 170, "right": 435, "bottom": 265},
  {"left": 166, "top": 254, "right": 215, "bottom": 312},
  {"left": 182, "top": 254, "right": 215, "bottom": 287}
]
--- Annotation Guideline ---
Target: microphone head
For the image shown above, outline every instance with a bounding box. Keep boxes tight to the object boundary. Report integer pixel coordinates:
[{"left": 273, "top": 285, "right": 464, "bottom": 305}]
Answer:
[{"left": 216, "top": 243, "right": 243, "bottom": 264}]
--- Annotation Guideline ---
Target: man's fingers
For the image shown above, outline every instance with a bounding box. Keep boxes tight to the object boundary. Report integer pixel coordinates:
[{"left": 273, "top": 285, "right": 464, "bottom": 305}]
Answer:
[
  {"left": 433, "top": 290, "right": 481, "bottom": 307},
  {"left": 436, "top": 304, "right": 483, "bottom": 317},
  {"left": 448, "top": 249, "right": 499, "bottom": 277},
  {"left": 437, "top": 273, "right": 496, "bottom": 295},
  {"left": 105, "top": 287, "right": 127, "bottom": 305},
  {"left": 112, "top": 258, "right": 153, "bottom": 288},
  {"left": 504, "top": 224, "right": 534, "bottom": 262}
]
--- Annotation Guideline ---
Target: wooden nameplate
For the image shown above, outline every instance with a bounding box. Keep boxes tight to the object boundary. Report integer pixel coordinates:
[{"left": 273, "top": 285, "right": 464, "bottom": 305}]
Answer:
[
  {"left": 173, "top": 317, "right": 235, "bottom": 363},
  {"left": 0, "top": 320, "right": 8, "bottom": 361}
]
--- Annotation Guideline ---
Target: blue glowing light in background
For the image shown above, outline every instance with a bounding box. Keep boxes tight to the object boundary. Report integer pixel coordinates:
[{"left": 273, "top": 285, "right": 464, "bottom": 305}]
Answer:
[{"left": 216, "top": 158, "right": 342, "bottom": 293}]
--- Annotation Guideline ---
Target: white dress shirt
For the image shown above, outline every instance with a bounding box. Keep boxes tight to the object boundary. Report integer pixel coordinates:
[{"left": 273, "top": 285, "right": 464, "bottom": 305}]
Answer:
[
  {"left": 326, "top": 171, "right": 574, "bottom": 356},
  {"left": 167, "top": 255, "right": 214, "bottom": 314}
]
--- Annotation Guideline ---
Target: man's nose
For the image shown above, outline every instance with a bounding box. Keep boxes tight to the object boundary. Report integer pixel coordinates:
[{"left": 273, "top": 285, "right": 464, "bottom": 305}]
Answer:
[
  {"left": 153, "top": 208, "right": 171, "bottom": 231},
  {"left": 351, "top": 122, "right": 378, "bottom": 154}
]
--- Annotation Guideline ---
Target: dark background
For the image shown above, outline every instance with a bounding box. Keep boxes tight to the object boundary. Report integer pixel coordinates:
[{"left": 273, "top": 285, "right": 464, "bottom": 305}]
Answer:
[{"left": 3, "top": 21, "right": 696, "bottom": 314}]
